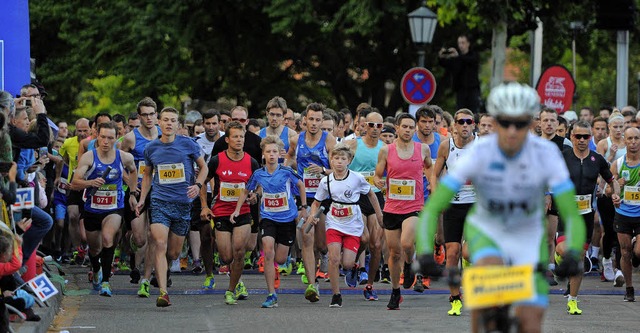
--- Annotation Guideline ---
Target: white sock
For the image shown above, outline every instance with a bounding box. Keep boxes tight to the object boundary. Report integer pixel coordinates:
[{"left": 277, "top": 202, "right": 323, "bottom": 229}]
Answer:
[
  {"left": 591, "top": 246, "right": 600, "bottom": 258},
  {"left": 568, "top": 295, "right": 578, "bottom": 302}
]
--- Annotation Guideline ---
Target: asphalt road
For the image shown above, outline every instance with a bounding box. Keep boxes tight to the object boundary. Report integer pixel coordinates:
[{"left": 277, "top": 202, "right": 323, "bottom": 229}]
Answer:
[{"left": 48, "top": 265, "right": 639, "bottom": 333}]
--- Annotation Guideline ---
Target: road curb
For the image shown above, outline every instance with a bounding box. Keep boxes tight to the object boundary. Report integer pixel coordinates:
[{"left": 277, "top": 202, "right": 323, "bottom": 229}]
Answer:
[{"left": 15, "top": 279, "right": 64, "bottom": 333}]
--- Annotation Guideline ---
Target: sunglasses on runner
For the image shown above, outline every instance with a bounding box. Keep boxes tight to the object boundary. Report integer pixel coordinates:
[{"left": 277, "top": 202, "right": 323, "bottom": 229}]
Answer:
[
  {"left": 232, "top": 117, "right": 248, "bottom": 123},
  {"left": 456, "top": 119, "right": 474, "bottom": 125},
  {"left": 367, "top": 122, "right": 383, "bottom": 129},
  {"left": 573, "top": 134, "right": 591, "bottom": 140},
  {"left": 496, "top": 118, "right": 531, "bottom": 129}
]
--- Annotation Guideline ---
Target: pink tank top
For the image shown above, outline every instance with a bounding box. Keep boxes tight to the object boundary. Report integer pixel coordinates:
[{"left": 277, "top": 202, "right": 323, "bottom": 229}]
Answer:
[{"left": 384, "top": 141, "right": 424, "bottom": 214}]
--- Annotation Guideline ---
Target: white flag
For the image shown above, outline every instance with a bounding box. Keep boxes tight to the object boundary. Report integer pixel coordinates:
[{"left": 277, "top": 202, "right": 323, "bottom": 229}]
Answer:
[{"left": 27, "top": 273, "right": 59, "bottom": 302}]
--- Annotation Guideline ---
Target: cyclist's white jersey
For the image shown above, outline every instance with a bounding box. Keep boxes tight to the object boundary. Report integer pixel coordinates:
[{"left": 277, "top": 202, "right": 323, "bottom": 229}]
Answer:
[{"left": 440, "top": 133, "right": 573, "bottom": 264}]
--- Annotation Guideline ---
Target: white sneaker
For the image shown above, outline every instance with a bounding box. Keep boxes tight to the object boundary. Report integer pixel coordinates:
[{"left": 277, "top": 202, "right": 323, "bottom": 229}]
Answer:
[
  {"left": 614, "top": 269, "right": 625, "bottom": 287},
  {"left": 602, "top": 258, "right": 615, "bottom": 281},
  {"left": 170, "top": 259, "right": 181, "bottom": 273}
]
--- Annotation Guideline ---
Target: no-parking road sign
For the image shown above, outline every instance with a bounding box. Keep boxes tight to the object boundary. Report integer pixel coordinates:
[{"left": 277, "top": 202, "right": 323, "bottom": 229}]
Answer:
[{"left": 401, "top": 67, "right": 437, "bottom": 105}]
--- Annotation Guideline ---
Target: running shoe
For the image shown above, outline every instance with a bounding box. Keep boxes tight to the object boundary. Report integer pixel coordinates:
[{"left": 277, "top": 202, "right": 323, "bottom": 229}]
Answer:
[
  {"left": 296, "top": 261, "right": 305, "bottom": 275},
  {"left": 387, "top": 289, "right": 403, "bottom": 310},
  {"left": 138, "top": 280, "right": 150, "bottom": 298},
  {"left": 202, "top": 274, "right": 216, "bottom": 290},
  {"left": 434, "top": 244, "right": 445, "bottom": 265},
  {"left": 235, "top": 281, "right": 249, "bottom": 300},
  {"left": 380, "top": 265, "right": 391, "bottom": 284},
  {"left": 225, "top": 290, "right": 237, "bottom": 305},
  {"left": 244, "top": 253, "right": 253, "bottom": 269},
  {"left": 567, "top": 299, "right": 582, "bottom": 315},
  {"left": 170, "top": 259, "right": 181, "bottom": 273},
  {"left": 590, "top": 257, "right": 600, "bottom": 272},
  {"left": 218, "top": 265, "right": 229, "bottom": 274},
  {"left": 156, "top": 291, "right": 171, "bottom": 307},
  {"left": 99, "top": 282, "right": 112, "bottom": 297},
  {"left": 301, "top": 274, "right": 309, "bottom": 285},
  {"left": 262, "top": 293, "right": 278, "bottom": 308},
  {"left": 117, "top": 261, "right": 131, "bottom": 272},
  {"left": 180, "top": 257, "right": 188, "bottom": 270},
  {"left": 278, "top": 260, "right": 293, "bottom": 276},
  {"left": 304, "top": 284, "right": 320, "bottom": 302},
  {"left": 329, "top": 294, "right": 343, "bottom": 308},
  {"left": 275, "top": 270, "right": 281, "bottom": 289},
  {"left": 448, "top": 295, "right": 462, "bottom": 316},
  {"left": 345, "top": 267, "right": 360, "bottom": 288},
  {"left": 624, "top": 287, "right": 635, "bottom": 302},
  {"left": 402, "top": 262, "right": 414, "bottom": 289},
  {"left": 363, "top": 285, "right": 379, "bottom": 301},
  {"left": 413, "top": 274, "right": 425, "bottom": 293},
  {"left": 192, "top": 259, "right": 203, "bottom": 275},
  {"left": 92, "top": 269, "right": 103, "bottom": 291},
  {"left": 614, "top": 269, "right": 625, "bottom": 287},
  {"left": 602, "top": 257, "right": 614, "bottom": 281},
  {"left": 257, "top": 255, "right": 265, "bottom": 273},
  {"left": 358, "top": 268, "right": 369, "bottom": 285}
]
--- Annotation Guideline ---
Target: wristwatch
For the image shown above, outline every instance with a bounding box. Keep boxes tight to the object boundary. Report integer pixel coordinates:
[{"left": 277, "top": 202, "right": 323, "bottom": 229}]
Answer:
[
  {"left": 195, "top": 183, "right": 203, "bottom": 189},
  {"left": 298, "top": 205, "right": 309, "bottom": 211}
]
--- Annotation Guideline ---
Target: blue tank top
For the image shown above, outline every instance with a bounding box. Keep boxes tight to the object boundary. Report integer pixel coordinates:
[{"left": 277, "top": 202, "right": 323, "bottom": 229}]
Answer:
[
  {"left": 87, "top": 139, "right": 96, "bottom": 152},
  {"left": 259, "top": 126, "right": 290, "bottom": 153},
  {"left": 84, "top": 150, "right": 124, "bottom": 213},
  {"left": 247, "top": 165, "right": 301, "bottom": 223},
  {"left": 296, "top": 131, "right": 330, "bottom": 198},
  {"left": 133, "top": 128, "right": 154, "bottom": 162},
  {"left": 412, "top": 133, "right": 438, "bottom": 200},
  {"left": 350, "top": 138, "right": 383, "bottom": 192}
]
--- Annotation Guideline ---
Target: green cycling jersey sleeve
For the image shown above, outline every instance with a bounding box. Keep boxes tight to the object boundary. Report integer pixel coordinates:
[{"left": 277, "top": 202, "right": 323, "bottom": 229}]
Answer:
[
  {"left": 416, "top": 183, "right": 457, "bottom": 255},
  {"left": 553, "top": 189, "right": 586, "bottom": 255}
]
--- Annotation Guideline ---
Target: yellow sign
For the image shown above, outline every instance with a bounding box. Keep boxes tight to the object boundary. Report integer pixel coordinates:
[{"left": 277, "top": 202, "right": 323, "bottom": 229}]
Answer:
[{"left": 462, "top": 265, "right": 534, "bottom": 309}]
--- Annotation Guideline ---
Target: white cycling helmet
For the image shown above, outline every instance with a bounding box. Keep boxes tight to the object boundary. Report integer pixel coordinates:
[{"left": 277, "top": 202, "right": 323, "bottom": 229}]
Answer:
[{"left": 486, "top": 82, "right": 540, "bottom": 117}]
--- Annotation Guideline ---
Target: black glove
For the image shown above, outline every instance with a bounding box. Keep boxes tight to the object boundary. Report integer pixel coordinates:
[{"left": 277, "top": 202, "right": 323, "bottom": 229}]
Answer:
[
  {"left": 415, "top": 253, "right": 444, "bottom": 279},
  {"left": 555, "top": 250, "right": 581, "bottom": 279}
]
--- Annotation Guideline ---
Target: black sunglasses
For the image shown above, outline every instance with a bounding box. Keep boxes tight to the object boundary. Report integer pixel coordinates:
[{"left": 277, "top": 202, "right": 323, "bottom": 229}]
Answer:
[
  {"left": 456, "top": 119, "right": 474, "bottom": 125},
  {"left": 573, "top": 134, "right": 592, "bottom": 140},
  {"left": 496, "top": 118, "right": 531, "bottom": 129},
  {"left": 367, "top": 122, "right": 383, "bottom": 129}
]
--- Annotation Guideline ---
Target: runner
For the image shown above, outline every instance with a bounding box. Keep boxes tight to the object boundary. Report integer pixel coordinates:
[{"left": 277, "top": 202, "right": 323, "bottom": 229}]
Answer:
[
  {"left": 231, "top": 136, "right": 307, "bottom": 308},
  {"left": 71, "top": 122, "right": 138, "bottom": 296},
  {"left": 194, "top": 109, "right": 223, "bottom": 288},
  {"left": 56, "top": 117, "right": 91, "bottom": 263},
  {"left": 374, "top": 113, "right": 432, "bottom": 310},
  {"left": 136, "top": 107, "right": 208, "bottom": 307},
  {"left": 477, "top": 113, "right": 494, "bottom": 136},
  {"left": 258, "top": 96, "right": 297, "bottom": 163},
  {"left": 345, "top": 111, "right": 385, "bottom": 301},
  {"left": 119, "top": 97, "right": 160, "bottom": 294},
  {"left": 558, "top": 120, "right": 620, "bottom": 314},
  {"left": 285, "top": 102, "right": 336, "bottom": 302},
  {"left": 430, "top": 108, "right": 477, "bottom": 316},
  {"left": 309, "top": 143, "right": 383, "bottom": 308},
  {"left": 610, "top": 126, "right": 640, "bottom": 302},
  {"left": 202, "top": 120, "right": 260, "bottom": 305},
  {"left": 596, "top": 112, "right": 627, "bottom": 283},
  {"left": 416, "top": 82, "right": 585, "bottom": 332}
]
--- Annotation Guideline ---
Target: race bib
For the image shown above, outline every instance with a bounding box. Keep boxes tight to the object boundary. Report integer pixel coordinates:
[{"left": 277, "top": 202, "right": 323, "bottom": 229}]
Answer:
[
  {"left": 303, "top": 168, "right": 322, "bottom": 192},
  {"left": 462, "top": 265, "right": 534, "bottom": 310},
  {"left": 56, "top": 178, "right": 70, "bottom": 195},
  {"left": 158, "top": 163, "right": 185, "bottom": 184},
  {"left": 388, "top": 178, "right": 416, "bottom": 200},
  {"left": 263, "top": 192, "right": 289, "bottom": 213},
  {"left": 575, "top": 194, "right": 592, "bottom": 214},
  {"left": 623, "top": 186, "right": 640, "bottom": 205},
  {"left": 137, "top": 161, "right": 147, "bottom": 179},
  {"left": 220, "top": 182, "right": 244, "bottom": 202},
  {"left": 359, "top": 171, "right": 375, "bottom": 186},
  {"left": 90, "top": 184, "right": 118, "bottom": 210},
  {"left": 330, "top": 203, "right": 354, "bottom": 222}
]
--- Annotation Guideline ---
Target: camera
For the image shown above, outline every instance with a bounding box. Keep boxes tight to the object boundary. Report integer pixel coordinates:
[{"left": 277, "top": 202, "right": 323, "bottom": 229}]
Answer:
[{"left": 22, "top": 99, "right": 32, "bottom": 107}]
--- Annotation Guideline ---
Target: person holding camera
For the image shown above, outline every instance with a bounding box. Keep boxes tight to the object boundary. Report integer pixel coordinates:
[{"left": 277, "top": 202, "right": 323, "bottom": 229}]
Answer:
[{"left": 438, "top": 34, "right": 481, "bottom": 114}]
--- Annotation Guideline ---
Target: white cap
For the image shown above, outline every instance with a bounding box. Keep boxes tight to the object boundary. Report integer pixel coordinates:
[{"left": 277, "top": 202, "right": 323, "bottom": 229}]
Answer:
[{"left": 562, "top": 110, "right": 577, "bottom": 122}]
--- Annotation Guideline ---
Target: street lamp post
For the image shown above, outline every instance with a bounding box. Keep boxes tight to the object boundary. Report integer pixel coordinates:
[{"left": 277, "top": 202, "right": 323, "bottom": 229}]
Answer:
[{"left": 408, "top": 6, "right": 438, "bottom": 68}]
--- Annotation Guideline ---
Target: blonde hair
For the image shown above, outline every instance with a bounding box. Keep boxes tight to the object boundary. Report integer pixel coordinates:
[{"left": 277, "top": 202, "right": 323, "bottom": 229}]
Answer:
[
  {"left": 260, "top": 135, "right": 285, "bottom": 151},
  {"left": 330, "top": 143, "right": 354, "bottom": 160}
]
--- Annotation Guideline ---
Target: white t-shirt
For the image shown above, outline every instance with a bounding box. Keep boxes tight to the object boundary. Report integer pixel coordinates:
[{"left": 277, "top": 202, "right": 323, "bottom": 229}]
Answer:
[
  {"left": 314, "top": 171, "right": 370, "bottom": 236},
  {"left": 446, "top": 133, "right": 571, "bottom": 264},
  {"left": 196, "top": 131, "right": 224, "bottom": 162}
]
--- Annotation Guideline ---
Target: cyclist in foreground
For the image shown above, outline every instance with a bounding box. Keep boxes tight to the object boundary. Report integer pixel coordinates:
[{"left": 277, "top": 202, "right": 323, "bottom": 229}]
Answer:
[{"left": 416, "top": 82, "right": 585, "bottom": 333}]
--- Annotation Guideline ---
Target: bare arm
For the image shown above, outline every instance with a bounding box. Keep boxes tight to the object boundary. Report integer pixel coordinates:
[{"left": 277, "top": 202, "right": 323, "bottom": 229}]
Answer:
[
  {"left": 70, "top": 152, "right": 100, "bottom": 191},
  {"left": 373, "top": 145, "right": 388, "bottom": 190},
  {"left": 431, "top": 140, "right": 449, "bottom": 189},
  {"left": 284, "top": 135, "right": 298, "bottom": 168}
]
